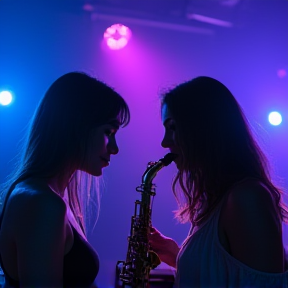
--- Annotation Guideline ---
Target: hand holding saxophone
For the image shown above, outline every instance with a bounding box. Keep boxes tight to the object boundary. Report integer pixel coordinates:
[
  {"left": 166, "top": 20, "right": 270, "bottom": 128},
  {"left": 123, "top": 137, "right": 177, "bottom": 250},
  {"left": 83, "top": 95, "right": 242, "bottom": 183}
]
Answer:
[{"left": 148, "top": 227, "right": 180, "bottom": 269}]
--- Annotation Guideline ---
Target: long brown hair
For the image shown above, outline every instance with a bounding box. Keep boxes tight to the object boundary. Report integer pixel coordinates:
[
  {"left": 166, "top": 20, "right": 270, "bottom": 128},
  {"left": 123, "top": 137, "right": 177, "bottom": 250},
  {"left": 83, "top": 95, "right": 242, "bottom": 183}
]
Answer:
[
  {"left": 161, "top": 76, "right": 288, "bottom": 225},
  {"left": 0, "top": 72, "right": 130, "bottom": 235}
]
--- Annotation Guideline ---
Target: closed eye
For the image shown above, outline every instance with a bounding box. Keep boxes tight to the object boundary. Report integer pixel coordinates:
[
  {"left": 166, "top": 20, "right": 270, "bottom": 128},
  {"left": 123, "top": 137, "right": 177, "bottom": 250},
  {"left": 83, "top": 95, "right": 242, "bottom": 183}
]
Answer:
[
  {"left": 164, "top": 118, "right": 176, "bottom": 132},
  {"left": 105, "top": 128, "right": 117, "bottom": 137},
  {"left": 168, "top": 124, "right": 176, "bottom": 131}
]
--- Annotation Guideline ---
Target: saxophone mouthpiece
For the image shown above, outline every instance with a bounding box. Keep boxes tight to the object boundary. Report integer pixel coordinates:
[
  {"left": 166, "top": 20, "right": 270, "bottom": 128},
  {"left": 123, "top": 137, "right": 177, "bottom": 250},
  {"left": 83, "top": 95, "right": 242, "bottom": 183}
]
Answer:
[{"left": 161, "top": 153, "right": 178, "bottom": 166}]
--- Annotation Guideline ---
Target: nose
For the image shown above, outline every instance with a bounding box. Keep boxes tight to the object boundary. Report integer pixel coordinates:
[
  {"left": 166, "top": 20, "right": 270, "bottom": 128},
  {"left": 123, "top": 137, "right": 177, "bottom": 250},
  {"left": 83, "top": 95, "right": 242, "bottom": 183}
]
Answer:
[
  {"left": 108, "top": 137, "right": 119, "bottom": 155},
  {"left": 161, "top": 132, "right": 170, "bottom": 148}
]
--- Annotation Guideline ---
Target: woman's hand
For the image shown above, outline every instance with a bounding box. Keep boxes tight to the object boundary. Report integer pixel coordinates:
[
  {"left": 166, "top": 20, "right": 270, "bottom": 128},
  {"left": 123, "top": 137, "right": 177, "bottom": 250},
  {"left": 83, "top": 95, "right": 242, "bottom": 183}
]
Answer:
[{"left": 148, "top": 227, "right": 180, "bottom": 268}]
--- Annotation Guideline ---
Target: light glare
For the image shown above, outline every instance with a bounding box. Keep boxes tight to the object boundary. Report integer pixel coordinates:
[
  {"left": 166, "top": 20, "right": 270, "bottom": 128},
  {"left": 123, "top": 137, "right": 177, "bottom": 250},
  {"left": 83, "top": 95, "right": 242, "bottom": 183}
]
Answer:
[
  {"left": 0, "top": 91, "right": 13, "bottom": 106},
  {"left": 268, "top": 111, "right": 282, "bottom": 126}
]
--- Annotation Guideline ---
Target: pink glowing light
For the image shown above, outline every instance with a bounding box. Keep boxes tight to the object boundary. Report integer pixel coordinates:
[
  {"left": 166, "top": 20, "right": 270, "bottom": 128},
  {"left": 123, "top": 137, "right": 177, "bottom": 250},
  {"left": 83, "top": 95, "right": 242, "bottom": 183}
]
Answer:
[
  {"left": 103, "top": 24, "right": 131, "bottom": 50},
  {"left": 83, "top": 4, "right": 94, "bottom": 11},
  {"left": 277, "top": 69, "right": 287, "bottom": 78}
]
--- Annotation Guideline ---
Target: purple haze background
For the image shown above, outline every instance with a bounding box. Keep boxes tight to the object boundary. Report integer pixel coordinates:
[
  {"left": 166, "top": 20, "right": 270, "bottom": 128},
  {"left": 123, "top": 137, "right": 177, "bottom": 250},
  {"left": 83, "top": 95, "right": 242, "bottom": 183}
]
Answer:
[{"left": 0, "top": 1, "right": 287, "bottom": 287}]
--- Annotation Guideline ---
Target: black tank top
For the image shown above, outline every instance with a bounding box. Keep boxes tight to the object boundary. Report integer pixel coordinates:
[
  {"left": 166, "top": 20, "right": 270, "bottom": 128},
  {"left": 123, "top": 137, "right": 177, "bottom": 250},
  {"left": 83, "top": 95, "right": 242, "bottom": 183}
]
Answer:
[{"left": 0, "top": 190, "right": 100, "bottom": 288}]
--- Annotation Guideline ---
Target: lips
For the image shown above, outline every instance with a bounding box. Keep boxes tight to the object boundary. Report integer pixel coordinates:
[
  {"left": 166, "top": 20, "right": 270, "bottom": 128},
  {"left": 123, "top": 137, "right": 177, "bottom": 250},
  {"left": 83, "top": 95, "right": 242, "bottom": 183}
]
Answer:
[{"left": 100, "top": 157, "right": 110, "bottom": 165}]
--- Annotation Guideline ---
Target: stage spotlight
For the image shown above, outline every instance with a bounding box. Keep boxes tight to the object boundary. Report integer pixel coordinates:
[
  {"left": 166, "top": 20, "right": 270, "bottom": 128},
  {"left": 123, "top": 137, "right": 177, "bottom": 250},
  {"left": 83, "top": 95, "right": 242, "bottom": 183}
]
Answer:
[
  {"left": 103, "top": 24, "right": 131, "bottom": 50},
  {"left": 268, "top": 111, "right": 282, "bottom": 126},
  {"left": 0, "top": 90, "right": 13, "bottom": 106}
]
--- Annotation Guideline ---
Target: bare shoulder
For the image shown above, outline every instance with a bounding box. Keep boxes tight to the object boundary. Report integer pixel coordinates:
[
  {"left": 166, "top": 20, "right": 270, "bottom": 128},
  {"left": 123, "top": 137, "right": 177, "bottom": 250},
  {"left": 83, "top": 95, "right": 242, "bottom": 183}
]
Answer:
[
  {"left": 10, "top": 179, "right": 65, "bottom": 210},
  {"left": 221, "top": 178, "right": 284, "bottom": 272},
  {"left": 3, "top": 180, "right": 67, "bottom": 234},
  {"left": 1, "top": 180, "right": 69, "bottom": 285},
  {"left": 227, "top": 178, "right": 274, "bottom": 202},
  {"left": 224, "top": 178, "right": 280, "bottom": 225}
]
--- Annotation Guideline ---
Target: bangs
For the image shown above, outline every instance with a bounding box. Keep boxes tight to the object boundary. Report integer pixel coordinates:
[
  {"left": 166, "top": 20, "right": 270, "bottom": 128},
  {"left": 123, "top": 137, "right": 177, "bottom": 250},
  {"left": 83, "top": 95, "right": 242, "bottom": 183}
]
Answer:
[
  {"left": 106, "top": 95, "right": 130, "bottom": 128},
  {"left": 117, "top": 101, "right": 130, "bottom": 128}
]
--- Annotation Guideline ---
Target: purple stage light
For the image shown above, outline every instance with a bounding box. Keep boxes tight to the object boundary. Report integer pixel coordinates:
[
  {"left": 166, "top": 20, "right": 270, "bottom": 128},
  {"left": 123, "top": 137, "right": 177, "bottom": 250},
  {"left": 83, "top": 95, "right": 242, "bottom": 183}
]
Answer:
[
  {"left": 82, "top": 3, "right": 94, "bottom": 12},
  {"left": 277, "top": 69, "right": 287, "bottom": 78},
  {"left": 103, "top": 24, "right": 131, "bottom": 50}
]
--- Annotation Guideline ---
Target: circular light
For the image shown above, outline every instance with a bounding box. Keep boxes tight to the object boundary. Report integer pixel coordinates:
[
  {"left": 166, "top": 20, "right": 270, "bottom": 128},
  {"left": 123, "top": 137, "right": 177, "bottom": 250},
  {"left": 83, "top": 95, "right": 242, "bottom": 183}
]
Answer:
[
  {"left": 103, "top": 24, "right": 131, "bottom": 50},
  {"left": 277, "top": 69, "right": 287, "bottom": 78},
  {"left": 268, "top": 111, "right": 282, "bottom": 126},
  {"left": 0, "top": 91, "right": 13, "bottom": 106}
]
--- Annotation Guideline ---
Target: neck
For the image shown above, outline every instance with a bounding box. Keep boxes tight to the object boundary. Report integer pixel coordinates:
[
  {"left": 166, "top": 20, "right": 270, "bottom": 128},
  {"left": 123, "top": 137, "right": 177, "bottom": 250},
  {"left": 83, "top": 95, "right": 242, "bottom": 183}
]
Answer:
[{"left": 47, "top": 171, "right": 74, "bottom": 197}]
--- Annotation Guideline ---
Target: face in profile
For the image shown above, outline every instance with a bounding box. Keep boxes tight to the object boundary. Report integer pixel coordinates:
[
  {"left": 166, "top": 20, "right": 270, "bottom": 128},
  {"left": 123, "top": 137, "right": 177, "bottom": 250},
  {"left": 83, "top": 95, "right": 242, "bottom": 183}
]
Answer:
[
  {"left": 80, "top": 118, "right": 120, "bottom": 176},
  {"left": 161, "top": 104, "right": 181, "bottom": 168}
]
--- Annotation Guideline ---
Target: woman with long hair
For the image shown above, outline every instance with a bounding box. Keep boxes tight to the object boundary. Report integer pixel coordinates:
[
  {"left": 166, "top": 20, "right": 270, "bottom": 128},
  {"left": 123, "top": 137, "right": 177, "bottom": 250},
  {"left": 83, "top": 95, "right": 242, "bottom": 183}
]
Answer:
[
  {"left": 0, "top": 71, "right": 130, "bottom": 287},
  {"left": 149, "top": 76, "right": 288, "bottom": 287}
]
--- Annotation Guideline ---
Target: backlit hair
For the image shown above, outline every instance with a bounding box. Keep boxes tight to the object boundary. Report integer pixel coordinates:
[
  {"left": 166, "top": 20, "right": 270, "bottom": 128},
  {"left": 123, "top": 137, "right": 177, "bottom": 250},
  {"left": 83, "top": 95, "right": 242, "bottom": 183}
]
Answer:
[{"left": 161, "top": 76, "right": 288, "bottom": 225}]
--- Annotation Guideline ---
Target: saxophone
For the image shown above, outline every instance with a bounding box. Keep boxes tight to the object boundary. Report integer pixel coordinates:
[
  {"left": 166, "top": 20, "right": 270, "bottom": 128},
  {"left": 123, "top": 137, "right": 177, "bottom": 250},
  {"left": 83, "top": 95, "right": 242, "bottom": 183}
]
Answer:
[{"left": 116, "top": 153, "right": 177, "bottom": 288}]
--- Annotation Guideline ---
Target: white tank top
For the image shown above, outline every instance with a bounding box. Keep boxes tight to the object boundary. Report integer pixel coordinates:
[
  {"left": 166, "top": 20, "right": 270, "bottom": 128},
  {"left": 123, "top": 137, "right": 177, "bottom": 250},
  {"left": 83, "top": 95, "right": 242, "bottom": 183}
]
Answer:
[{"left": 175, "top": 197, "right": 288, "bottom": 288}]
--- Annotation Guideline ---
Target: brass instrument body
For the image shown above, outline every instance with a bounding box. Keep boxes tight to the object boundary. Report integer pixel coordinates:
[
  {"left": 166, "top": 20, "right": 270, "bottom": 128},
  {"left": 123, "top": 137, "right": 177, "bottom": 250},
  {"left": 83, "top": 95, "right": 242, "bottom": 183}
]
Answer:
[{"left": 117, "top": 153, "right": 176, "bottom": 288}]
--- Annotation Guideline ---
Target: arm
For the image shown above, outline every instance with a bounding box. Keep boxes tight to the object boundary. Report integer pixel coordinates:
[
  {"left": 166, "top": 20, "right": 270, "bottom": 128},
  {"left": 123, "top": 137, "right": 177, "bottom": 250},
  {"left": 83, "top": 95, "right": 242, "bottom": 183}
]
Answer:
[
  {"left": 12, "top": 190, "right": 67, "bottom": 287},
  {"left": 148, "top": 227, "right": 180, "bottom": 268},
  {"left": 222, "top": 180, "right": 284, "bottom": 273}
]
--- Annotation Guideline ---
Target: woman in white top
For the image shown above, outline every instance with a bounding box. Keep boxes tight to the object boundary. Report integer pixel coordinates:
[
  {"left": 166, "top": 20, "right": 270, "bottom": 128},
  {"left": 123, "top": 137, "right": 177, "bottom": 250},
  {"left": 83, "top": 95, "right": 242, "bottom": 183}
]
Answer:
[{"left": 149, "top": 76, "right": 288, "bottom": 287}]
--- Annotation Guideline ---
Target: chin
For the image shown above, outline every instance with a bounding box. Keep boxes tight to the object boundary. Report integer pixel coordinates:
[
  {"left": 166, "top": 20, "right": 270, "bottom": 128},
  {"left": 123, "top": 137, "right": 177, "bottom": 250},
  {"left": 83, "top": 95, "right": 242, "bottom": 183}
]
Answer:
[
  {"left": 173, "top": 159, "right": 179, "bottom": 167},
  {"left": 82, "top": 167, "right": 103, "bottom": 177},
  {"left": 174, "top": 161, "right": 183, "bottom": 170},
  {"left": 93, "top": 170, "right": 103, "bottom": 177}
]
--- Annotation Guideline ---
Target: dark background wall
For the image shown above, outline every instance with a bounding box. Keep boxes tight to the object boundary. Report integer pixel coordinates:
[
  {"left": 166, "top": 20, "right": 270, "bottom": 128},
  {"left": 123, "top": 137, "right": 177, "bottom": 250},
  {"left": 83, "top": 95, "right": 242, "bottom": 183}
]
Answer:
[{"left": 0, "top": 0, "right": 287, "bottom": 287}]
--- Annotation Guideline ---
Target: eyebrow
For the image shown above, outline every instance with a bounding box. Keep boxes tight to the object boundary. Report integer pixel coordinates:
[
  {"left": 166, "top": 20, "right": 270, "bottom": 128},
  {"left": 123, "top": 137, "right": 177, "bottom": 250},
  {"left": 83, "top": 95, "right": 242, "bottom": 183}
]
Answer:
[
  {"left": 108, "top": 119, "right": 121, "bottom": 129},
  {"left": 163, "top": 118, "right": 173, "bottom": 127}
]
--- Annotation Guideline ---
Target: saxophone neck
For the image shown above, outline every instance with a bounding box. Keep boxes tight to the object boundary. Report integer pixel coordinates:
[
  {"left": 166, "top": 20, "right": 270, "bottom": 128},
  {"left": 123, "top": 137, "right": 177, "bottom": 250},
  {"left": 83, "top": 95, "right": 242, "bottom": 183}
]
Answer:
[
  {"left": 142, "top": 153, "right": 177, "bottom": 186},
  {"left": 138, "top": 153, "right": 178, "bottom": 206},
  {"left": 142, "top": 161, "right": 164, "bottom": 186}
]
